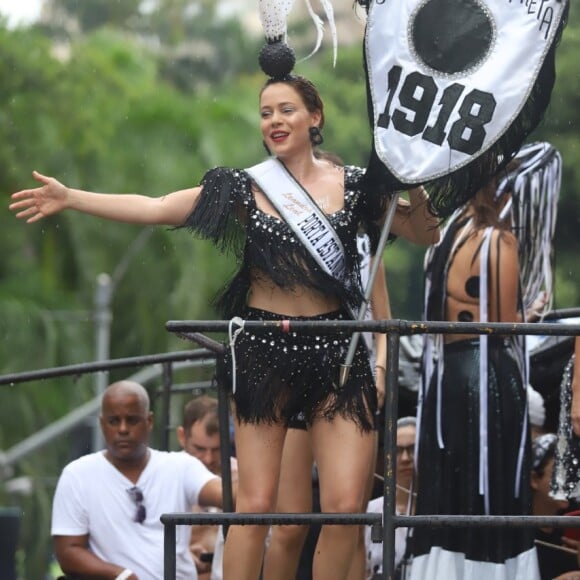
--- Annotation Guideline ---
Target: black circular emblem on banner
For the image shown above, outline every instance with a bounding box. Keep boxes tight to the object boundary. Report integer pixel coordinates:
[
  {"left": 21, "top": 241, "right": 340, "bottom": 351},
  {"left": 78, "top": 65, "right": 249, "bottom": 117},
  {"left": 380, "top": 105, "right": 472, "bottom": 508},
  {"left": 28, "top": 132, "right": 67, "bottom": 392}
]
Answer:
[{"left": 411, "top": 0, "right": 494, "bottom": 75}]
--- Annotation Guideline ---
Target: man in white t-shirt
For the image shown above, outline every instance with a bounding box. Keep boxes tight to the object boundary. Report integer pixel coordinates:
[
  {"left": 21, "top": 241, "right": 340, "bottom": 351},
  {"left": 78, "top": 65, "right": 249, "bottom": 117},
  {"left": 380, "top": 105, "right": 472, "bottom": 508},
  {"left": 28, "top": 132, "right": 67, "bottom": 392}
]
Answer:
[{"left": 51, "top": 380, "right": 223, "bottom": 580}]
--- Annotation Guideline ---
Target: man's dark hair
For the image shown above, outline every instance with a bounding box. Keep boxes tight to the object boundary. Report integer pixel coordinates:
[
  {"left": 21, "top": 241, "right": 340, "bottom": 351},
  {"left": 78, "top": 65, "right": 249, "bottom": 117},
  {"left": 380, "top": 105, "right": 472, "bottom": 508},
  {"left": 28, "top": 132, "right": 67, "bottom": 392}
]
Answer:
[{"left": 182, "top": 395, "right": 219, "bottom": 436}]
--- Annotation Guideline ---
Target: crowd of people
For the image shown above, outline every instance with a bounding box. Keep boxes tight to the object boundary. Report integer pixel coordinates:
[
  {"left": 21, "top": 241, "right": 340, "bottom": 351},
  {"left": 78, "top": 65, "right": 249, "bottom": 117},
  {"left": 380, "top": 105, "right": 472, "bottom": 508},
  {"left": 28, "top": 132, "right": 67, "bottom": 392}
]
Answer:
[{"left": 8, "top": 63, "right": 579, "bottom": 580}]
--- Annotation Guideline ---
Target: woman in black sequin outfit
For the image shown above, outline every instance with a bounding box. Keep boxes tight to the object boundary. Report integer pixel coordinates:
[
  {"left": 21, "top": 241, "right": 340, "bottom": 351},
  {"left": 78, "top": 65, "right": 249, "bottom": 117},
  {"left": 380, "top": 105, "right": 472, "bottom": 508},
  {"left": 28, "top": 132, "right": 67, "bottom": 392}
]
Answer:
[{"left": 9, "top": 75, "right": 439, "bottom": 580}]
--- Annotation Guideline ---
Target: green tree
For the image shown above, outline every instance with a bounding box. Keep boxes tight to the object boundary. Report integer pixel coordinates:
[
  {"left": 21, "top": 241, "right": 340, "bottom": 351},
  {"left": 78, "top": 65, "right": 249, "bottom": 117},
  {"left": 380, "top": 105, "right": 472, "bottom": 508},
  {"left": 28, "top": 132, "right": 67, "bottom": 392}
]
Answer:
[
  {"left": 533, "top": 8, "right": 580, "bottom": 311},
  {"left": 43, "top": 0, "right": 262, "bottom": 89},
  {"left": 48, "top": 0, "right": 142, "bottom": 32},
  {"left": 0, "top": 24, "right": 256, "bottom": 576}
]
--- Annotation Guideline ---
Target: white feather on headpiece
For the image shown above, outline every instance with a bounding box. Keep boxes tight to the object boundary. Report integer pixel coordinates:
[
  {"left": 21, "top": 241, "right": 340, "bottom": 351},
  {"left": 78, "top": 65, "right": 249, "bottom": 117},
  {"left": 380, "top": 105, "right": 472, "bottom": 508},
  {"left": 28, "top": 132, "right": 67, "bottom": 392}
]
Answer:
[
  {"left": 303, "top": 0, "right": 337, "bottom": 65},
  {"left": 259, "top": 0, "right": 338, "bottom": 65},
  {"left": 259, "top": 0, "right": 295, "bottom": 42}
]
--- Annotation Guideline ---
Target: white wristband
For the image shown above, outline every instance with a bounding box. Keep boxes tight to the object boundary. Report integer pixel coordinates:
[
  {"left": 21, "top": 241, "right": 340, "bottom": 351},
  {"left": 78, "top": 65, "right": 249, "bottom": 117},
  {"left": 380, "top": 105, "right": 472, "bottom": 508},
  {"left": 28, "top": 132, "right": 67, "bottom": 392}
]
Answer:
[{"left": 115, "top": 569, "right": 133, "bottom": 580}]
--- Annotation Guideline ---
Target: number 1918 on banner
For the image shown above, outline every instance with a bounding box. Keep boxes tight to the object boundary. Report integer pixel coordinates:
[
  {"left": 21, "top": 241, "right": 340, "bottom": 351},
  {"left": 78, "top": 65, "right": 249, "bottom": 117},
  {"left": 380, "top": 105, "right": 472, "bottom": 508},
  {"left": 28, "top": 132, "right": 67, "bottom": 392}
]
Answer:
[{"left": 377, "top": 65, "right": 497, "bottom": 157}]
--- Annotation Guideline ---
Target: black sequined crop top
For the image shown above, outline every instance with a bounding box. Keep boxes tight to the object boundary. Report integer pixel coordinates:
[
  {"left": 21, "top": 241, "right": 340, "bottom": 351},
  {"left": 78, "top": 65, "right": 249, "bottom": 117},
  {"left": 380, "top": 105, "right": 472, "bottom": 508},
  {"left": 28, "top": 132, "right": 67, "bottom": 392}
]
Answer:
[{"left": 180, "top": 165, "right": 383, "bottom": 318}]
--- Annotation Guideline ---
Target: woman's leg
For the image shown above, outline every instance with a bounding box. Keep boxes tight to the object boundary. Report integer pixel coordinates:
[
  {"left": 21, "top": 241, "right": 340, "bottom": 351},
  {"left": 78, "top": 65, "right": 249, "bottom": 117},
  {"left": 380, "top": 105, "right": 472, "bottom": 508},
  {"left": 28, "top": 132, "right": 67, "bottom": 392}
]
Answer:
[
  {"left": 262, "top": 427, "right": 314, "bottom": 580},
  {"left": 346, "top": 430, "right": 379, "bottom": 580},
  {"left": 311, "top": 415, "right": 376, "bottom": 580},
  {"left": 223, "top": 416, "right": 287, "bottom": 580}
]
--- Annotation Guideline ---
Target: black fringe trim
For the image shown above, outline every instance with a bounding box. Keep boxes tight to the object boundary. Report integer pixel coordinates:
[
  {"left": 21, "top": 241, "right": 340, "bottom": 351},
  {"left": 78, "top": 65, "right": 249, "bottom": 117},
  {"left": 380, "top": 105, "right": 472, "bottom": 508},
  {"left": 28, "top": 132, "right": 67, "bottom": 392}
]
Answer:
[
  {"left": 177, "top": 167, "right": 246, "bottom": 255},
  {"left": 216, "top": 309, "right": 378, "bottom": 432}
]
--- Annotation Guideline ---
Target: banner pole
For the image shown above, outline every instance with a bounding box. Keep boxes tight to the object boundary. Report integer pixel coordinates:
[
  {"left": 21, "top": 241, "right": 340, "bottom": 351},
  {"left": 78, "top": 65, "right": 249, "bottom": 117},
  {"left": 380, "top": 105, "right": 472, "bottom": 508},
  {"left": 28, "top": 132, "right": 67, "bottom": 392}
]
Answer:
[{"left": 339, "top": 192, "right": 400, "bottom": 387}]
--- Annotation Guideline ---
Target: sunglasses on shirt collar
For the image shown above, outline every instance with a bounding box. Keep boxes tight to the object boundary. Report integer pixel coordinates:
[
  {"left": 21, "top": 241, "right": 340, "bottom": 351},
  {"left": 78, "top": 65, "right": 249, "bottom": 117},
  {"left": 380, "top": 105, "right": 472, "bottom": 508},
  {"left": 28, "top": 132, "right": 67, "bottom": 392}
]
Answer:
[{"left": 127, "top": 486, "right": 146, "bottom": 524}]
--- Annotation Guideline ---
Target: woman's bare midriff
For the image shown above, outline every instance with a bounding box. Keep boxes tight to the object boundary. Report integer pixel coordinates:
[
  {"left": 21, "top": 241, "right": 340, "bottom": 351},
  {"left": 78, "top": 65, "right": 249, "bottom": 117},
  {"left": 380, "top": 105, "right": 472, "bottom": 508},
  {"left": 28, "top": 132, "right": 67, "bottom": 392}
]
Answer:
[{"left": 247, "top": 278, "right": 341, "bottom": 317}]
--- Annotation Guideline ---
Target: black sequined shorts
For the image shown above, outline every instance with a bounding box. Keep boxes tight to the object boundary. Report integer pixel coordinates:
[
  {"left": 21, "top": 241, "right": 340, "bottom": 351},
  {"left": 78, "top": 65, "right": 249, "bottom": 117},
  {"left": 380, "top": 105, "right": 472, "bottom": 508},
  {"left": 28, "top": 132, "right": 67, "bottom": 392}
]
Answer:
[{"left": 216, "top": 307, "right": 377, "bottom": 432}]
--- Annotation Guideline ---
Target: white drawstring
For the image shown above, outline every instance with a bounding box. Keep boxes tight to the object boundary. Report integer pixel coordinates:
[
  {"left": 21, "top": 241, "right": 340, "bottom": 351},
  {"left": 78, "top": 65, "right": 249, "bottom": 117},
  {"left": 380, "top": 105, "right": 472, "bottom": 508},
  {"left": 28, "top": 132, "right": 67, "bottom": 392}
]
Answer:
[{"left": 228, "top": 317, "right": 245, "bottom": 394}]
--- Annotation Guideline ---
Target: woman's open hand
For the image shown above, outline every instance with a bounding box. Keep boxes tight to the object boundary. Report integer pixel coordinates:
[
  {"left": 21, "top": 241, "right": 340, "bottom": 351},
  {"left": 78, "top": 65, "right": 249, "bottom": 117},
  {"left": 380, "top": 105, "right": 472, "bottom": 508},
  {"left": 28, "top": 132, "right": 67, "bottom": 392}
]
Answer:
[{"left": 9, "top": 171, "right": 69, "bottom": 222}]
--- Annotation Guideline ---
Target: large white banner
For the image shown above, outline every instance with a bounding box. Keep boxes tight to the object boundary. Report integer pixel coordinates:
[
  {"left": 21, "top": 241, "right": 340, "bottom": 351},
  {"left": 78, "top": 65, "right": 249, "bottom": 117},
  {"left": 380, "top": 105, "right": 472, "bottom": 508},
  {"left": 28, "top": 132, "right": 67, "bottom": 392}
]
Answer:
[{"left": 365, "top": 0, "right": 568, "bottom": 183}]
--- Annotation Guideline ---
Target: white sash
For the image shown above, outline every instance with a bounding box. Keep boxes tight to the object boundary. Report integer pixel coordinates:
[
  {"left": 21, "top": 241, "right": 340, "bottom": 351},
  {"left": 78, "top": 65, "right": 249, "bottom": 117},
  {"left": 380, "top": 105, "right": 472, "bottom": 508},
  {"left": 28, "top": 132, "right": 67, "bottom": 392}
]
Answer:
[{"left": 246, "top": 158, "right": 346, "bottom": 281}]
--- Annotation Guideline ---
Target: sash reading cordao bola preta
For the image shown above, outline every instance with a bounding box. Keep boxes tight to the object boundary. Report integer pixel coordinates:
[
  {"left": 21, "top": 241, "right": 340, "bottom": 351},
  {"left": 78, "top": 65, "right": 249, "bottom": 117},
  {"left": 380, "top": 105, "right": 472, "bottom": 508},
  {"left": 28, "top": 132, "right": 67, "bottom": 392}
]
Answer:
[
  {"left": 246, "top": 158, "right": 347, "bottom": 290},
  {"left": 359, "top": 0, "right": 569, "bottom": 218}
]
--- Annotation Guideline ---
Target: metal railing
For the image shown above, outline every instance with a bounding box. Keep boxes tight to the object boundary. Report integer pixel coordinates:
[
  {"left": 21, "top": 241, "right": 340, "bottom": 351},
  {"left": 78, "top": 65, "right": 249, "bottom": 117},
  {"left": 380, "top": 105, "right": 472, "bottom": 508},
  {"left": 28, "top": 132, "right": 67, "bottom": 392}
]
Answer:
[
  {"left": 163, "top": 316, "right": 580, "bottom": 580},
  {"left": 2, "top": 315, "right": 579, "bottom": 579},
  {"left": 0, "top": 348, "right": 220, "bottom": 474}
]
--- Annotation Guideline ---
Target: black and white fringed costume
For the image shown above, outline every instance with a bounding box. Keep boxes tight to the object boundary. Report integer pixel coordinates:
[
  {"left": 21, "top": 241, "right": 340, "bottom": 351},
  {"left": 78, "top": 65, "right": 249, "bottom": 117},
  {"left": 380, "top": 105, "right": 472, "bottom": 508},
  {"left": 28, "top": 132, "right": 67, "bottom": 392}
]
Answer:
[
  {"left": 180, "top": 166, "right": 382, "bottom": 430},
  {"left": 412, "top": 143, "right": 561, "bottom": 579}
]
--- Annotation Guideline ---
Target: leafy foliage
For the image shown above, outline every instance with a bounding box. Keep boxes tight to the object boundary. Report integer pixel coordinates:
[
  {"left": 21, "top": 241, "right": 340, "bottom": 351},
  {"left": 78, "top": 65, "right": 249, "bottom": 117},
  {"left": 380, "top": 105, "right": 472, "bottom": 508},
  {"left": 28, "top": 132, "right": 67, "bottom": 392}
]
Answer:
[{"left": 50, "top": 0, "right": 142, "bottom": 31}]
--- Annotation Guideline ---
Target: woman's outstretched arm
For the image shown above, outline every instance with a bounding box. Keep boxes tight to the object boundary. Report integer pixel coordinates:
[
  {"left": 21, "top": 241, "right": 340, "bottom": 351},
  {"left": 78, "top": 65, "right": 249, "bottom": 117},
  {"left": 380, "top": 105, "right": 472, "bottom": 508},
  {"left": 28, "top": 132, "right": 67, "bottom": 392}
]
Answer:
[{"left": 9, "top": 170, "right": 201, "bottom": 226}]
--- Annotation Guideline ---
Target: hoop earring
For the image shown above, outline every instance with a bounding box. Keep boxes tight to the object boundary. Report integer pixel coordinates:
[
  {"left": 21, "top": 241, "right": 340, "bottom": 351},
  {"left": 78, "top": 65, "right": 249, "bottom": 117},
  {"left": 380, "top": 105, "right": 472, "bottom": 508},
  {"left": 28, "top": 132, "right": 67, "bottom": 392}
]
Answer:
[
  {"left": 309, "top": 126, "right": 324, "bottom": 146},
  {"left": 262, "top": 140, "right": 272, "bottom": 156}
]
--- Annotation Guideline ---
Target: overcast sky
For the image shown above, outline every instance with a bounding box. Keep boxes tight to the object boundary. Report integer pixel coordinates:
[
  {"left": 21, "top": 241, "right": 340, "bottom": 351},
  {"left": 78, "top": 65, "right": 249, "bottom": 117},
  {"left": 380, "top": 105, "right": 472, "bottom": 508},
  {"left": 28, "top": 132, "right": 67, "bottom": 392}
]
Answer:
[{"left": 0, "top": 0, "right": 42, "bottom": 26}]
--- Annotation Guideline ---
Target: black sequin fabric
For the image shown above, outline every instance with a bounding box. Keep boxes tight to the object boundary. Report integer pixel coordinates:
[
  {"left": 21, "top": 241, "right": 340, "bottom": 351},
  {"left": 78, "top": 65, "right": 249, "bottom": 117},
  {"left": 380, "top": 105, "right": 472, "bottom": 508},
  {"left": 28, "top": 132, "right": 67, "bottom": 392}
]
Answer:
[
  {"left": 216, "top": 308, "right": 377, "bottom": 431},
  {"left": 180, "top": 165, "right": 376, "bottom": 318},
  {"left": 179, "top": 165, "right": 381, "bottom": 429},
  {"left": 552, "top": 355, "right": 580, "bottom": 500}
]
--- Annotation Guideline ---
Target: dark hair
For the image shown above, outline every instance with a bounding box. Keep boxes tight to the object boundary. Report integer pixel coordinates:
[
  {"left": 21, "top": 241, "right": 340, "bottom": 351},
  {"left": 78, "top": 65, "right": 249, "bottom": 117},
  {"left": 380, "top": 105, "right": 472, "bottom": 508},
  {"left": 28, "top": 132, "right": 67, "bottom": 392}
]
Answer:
[
  {"left": 261, "top": 75, "right": 325, "bottom": 130},
  {"left": 469, "top": 158, "right": 522, "bottom": 230},
  {"left": 182, "top": 395, "right": 219, "bottom": 436},
  {"left": 318, "top": 150, "right": 344, "bottom": 166},
  {"left": 469, "top": 182, "right": 505, "bottom": 230}
]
